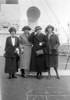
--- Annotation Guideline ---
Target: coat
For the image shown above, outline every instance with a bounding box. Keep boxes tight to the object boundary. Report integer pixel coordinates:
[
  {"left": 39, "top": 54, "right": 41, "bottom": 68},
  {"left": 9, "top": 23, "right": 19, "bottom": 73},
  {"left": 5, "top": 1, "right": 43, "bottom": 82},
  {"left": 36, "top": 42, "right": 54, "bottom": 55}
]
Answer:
[
  {"left": 4, "top": 36, "right": 19, "bottom": 73},
  {"left": 28, "top": 32, "right": 46, "bottom": 72},
  {"left": 19, "top": 33, "right": 31, "bottom": 70},
  {"left": 45, "top": 33, "right": 60, "bottom": 68}
]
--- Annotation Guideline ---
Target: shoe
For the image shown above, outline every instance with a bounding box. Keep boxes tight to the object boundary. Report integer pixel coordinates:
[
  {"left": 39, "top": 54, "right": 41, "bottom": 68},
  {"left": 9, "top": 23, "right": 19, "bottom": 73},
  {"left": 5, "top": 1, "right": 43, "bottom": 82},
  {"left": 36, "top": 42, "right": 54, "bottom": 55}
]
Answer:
[
  {"left": 38, "top": 75, "right": 43, "bottom": 79},
  {"left": 21, "top": 74, "right": 27, "bottom": 78},
  {"left": 24, "top": 74, "right": 27, "bottom": 78},
  {"left": 21, "top": 69, "right": 27, "bottom": 78},
  {"left": 8, "top": 76, "right": 12, "bottom": 79},
  {"left": 57, "top": 75, "right": 60, "bottom": 79},
  {"left": 12, "top": 76, "right": 17, "bottom": 78},
  {"left": 36, "top": 73, "right": 39, "bottom": 78},
  {"left": 47, "top": 75, "right": 51, "bottom": 79}
]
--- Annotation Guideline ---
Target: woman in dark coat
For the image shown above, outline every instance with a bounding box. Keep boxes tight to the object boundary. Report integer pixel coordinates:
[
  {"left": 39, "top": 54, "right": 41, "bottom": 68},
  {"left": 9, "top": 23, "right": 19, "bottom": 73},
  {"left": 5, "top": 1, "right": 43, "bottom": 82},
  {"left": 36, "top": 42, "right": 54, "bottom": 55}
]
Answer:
[
  {"left": 45, "top": 25, "right": 60, "bottom": 79},
  {"left": 4, "top": 27, "right": 19, "bottom": 79},
  {"left": 28, "top": 26, "right": 46, "bottom": 79}
]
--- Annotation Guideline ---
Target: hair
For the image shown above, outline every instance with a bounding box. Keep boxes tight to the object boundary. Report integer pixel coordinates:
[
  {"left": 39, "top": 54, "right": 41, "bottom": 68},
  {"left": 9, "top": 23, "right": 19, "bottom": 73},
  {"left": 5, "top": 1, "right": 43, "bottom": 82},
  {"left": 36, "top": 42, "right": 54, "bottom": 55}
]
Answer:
[
  {"left": 22, "top": 26, "right": 31, "bottom": 31},
  {"left": 34, "top": 26, "right": 42, "bottom": 32},
  {"left": 45, "top": 25, "right": 54, "bottom": 33},
  {"left": 9, "top": 27, "right": 16, "bottom": 33}
]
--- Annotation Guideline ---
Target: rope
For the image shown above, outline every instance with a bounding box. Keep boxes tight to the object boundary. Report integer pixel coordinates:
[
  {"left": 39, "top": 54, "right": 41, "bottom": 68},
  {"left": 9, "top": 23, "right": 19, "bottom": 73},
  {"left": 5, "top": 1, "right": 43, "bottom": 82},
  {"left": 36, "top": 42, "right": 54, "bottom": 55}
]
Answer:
[
  {"left": 40, "top": 0, "right": 52, "bottom": 23},
  {"left": 44, "top": 0, "right": 68, "bottom": 38}
]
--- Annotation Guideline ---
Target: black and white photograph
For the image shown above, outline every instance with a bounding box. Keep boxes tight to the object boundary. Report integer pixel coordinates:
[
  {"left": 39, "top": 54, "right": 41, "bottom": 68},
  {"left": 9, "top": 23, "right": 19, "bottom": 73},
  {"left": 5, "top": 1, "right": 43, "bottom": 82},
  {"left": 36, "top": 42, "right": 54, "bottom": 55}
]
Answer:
[{"left": 0, "top": 0, "right": 70, "bottom": 100}]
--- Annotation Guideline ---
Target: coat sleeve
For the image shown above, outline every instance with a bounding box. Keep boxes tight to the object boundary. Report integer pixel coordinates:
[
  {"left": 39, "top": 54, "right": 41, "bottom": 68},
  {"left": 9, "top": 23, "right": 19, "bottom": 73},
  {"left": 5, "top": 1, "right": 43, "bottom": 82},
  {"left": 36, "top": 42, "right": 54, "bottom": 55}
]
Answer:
[
  {"left": 4, "top": 37, "right": 9, "bottom": 57},
  {"left": 15, "top": 37, "right": 19, "bottom": 48},
  {"left": 28, "top": 32, "right": 35, "bottom": 44},
  {"left": 41, "top": 35, "right": 48, "bottom": 47},
  {"left": 4, "top": 37, "right": 8, "bottom": 51},
  {"left": 19, "top": 35, "right": 22, "bottom": 45},
  {"left": 19, "top": 36, "right": 24, "bottom": 51},
  {"left": 53, "top": 35, "right": 60, "bottom": 50},
  {"left": 42, "top": 35, "right": 47, "bottom": 46}
]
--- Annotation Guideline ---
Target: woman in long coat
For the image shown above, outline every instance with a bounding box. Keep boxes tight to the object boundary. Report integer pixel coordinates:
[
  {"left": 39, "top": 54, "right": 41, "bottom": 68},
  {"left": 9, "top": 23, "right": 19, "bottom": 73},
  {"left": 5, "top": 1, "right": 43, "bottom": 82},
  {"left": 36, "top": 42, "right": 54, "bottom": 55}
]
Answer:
[
  {"left": 28, "top": 26, "right": 46, "bottom": 79},
  {"left": 4, "top": 27, "right": 19, "bottom": 79},
  {"left": 19, "top": 26, "right": 31, "bottom": 77},
  {"left": 45, "top": 25, "right": 60, "bottom": 79}
]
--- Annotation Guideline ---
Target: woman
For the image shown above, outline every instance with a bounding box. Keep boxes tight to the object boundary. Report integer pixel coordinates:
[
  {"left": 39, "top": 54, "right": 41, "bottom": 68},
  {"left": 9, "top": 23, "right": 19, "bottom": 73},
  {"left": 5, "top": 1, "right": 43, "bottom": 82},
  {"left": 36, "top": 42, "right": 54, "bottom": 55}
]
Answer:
[
  {"left": 28, "top": 26, "right": 46, "bottom": 79},
  {"left": 4, "top": 27, "right": 19, "bottom": 79},
  {"left": 19, "top": 26, "right": 31, "bottom": 77},
  {"left": 45, "top": 25, "right": 60, "bottom": 79}
]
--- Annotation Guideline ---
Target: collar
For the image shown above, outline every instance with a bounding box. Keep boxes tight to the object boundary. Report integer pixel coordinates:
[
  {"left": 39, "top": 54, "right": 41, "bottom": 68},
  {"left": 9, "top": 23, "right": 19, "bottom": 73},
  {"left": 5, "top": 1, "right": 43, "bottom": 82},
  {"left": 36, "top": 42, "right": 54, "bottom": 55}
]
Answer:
[{"left": 11, "top": 36, "right": 15, "bottom": 38}]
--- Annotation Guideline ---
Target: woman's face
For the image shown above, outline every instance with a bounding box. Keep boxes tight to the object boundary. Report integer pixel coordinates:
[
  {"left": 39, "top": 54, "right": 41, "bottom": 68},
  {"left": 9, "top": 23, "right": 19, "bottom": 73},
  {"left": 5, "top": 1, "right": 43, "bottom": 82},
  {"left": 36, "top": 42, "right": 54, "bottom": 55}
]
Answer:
[
  {"left": 48, "top": 27, "right": 52, "bottom": 33},
  {"left": 37, "top": 29, "right": 41, "bottom": 34},
  {"left": 24, "top": 30, "right": 29, "bottom": 33},
  {"left": 24, "top": 30, "right": 29, "bottom": 37},
  {"left": 10, "top": 31, "right": 16, "bottom": 37}
]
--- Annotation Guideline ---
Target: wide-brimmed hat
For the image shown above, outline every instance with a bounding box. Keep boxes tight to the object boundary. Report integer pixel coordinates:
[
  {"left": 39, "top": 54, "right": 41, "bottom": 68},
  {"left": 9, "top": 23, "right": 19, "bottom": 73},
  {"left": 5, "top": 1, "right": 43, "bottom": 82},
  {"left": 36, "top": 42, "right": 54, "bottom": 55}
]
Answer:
[
  {"left": 45, "top": 25, "right": 54, "bottom": 32},
  {"left": 22, "top": 26, "right": 31, "bottom": 31},
  {"left": 9, "top": 27, "right": 16, "bottom": 33},
  {"left": 34, "top": 26, "right": 42, "bottom": 32}
]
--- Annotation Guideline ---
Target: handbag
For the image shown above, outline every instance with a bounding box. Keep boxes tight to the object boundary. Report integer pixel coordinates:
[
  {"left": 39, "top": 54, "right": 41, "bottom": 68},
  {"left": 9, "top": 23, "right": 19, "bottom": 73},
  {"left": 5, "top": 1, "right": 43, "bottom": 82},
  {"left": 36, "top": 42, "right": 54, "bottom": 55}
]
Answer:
[{"left": 36, "top": 49, "right": 44, "bottom": 56}]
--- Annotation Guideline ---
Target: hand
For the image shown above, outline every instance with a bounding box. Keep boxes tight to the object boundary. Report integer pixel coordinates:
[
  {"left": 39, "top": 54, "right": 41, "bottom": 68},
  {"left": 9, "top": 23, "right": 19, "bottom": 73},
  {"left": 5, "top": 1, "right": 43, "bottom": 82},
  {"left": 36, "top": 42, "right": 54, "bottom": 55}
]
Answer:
[
  {"left": 21, "top": 48, "right": 24, "bottom": 53},
  {"left": 54, "top": 45, "right": 59, "bottom": 50},
  {"left": 39, "top": 42, "right": 42, "bottom": 46},
  {"left": 15, "top": 48, "right": 19, "bottom": 54}
]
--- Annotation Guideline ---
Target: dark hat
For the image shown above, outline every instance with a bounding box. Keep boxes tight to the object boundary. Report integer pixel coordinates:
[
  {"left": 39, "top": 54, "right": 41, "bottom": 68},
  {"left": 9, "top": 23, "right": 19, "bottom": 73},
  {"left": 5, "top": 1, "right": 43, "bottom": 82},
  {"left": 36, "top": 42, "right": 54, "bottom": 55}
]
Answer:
[
  {"left": 34, "top": 26, "right": 42, "bottom": 32},
  {"left": 9, "top": 27, "right": 16, "bottom": 33},
  {"left": 22, "top": 26, "right": 31, "bottom": 31},
  {"left": 45, "top": 25, "right": 54, "bottom": 32}
]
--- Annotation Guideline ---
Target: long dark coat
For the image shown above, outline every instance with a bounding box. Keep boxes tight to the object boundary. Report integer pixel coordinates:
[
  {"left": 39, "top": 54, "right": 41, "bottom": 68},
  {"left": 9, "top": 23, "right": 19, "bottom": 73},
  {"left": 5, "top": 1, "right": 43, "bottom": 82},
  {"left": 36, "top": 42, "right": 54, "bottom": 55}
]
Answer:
[
  {"left": 28, "top": 32, "right": 46, "bottom": 72},
  {"left": 4, "top": 36, "right": 19, "bottom": 73},
  {"left": 45, "top": 33, "right": 60, "bottom": 69}
]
